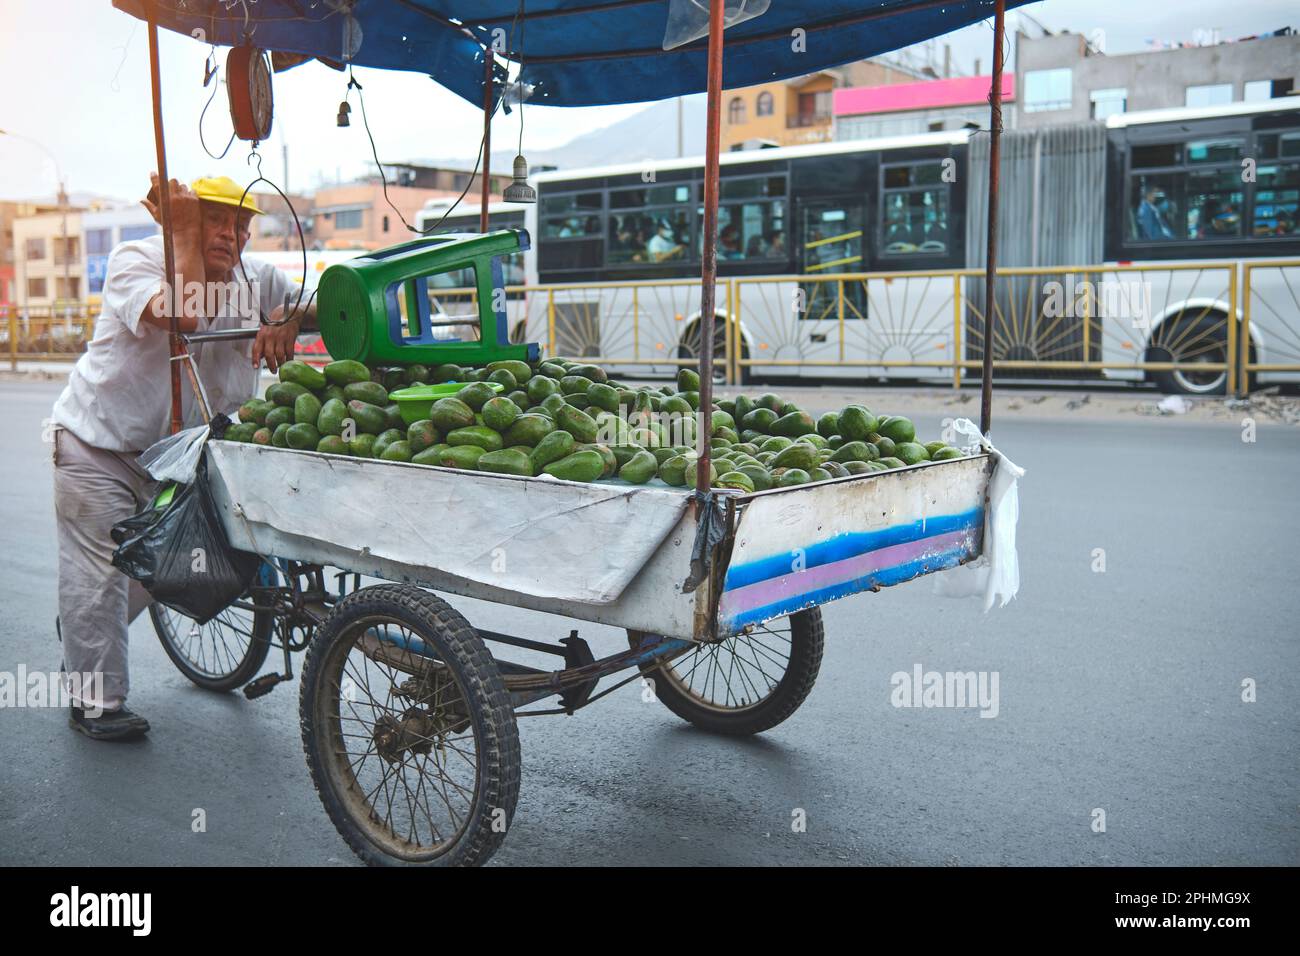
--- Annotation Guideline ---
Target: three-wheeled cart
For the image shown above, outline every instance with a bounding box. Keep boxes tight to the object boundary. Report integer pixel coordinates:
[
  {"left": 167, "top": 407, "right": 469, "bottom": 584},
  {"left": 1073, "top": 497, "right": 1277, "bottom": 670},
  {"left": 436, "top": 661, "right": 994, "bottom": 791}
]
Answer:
[
  {"left": 117, "top": 0, "right": 1019, "bottom": 866},
  {"left": 153, "top": 439, "right": 992, "bottom": 865}
]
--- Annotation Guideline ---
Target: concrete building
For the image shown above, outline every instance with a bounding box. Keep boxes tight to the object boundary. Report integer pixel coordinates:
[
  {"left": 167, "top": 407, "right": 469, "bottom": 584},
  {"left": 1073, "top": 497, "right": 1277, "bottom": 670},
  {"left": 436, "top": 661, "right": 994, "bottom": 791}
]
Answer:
[
  {"left": 722, "top": 60, "right": 923, "bottom": 151},
  {"left": 309, "top": 163, "right": 507, "bottom": 250},
  {"left": 835, "top": 73, "right": 1016, "bottom": 140},
  {"left": 0, "top": 200, "right": 61, "bottom": 306},
  {"left": 246, "top": 190, "right": 316, "bottom": 253},
  {"left": 13, "top": 207, "right": 85, "bottom": 310},
  {"left": 81, "top": 205, "right": 159, "bottom": 300},
  {"left": 1014, "top": 27, "right": 1298, "bottom": 128}
]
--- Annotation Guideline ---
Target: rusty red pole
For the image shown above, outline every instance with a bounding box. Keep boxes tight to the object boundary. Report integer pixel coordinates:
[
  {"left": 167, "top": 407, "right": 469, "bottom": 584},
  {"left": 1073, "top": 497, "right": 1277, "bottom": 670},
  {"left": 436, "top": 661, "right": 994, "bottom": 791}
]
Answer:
[
  {"left": 481, "top": 49, "right": 493, "bottom": 233},
  {"left": 146, "top": 16, "right": 184, "bottom": 435},
  {"left": 694, "top": 0, "right": 725, "bottom": 497},
  {"left": 980, "top": 0, "right": 1006, "bottom": 437}
]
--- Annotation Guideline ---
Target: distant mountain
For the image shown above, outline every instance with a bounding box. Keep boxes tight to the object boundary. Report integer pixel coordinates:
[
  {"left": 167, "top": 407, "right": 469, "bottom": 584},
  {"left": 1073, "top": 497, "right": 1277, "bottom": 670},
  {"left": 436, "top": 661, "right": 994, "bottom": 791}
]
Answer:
[
  {"left": 415, "top": 94, "right": 710, "bottom": 178},
  {"left": 505, "top": 95, "right": 709, "bottom": 172}
]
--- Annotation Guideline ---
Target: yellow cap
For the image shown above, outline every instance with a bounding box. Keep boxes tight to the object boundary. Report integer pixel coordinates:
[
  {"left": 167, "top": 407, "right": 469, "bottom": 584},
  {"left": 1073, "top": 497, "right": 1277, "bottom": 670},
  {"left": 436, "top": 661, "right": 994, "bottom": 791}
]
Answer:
[{"left": 190, "top": 175, "right": 265, "bottom": 215}]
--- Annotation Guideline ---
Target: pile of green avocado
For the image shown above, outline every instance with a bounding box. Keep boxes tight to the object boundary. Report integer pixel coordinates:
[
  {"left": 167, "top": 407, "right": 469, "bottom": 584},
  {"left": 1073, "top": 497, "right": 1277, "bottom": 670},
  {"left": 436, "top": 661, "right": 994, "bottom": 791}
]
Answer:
[{"left": 223, "top": 358, "right": 969, "bottom": 491}]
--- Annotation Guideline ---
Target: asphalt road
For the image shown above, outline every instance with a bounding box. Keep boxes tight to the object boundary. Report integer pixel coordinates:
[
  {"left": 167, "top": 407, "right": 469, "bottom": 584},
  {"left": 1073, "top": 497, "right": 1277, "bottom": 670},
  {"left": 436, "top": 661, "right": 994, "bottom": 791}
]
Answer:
[{"left": 1, "top": 379, "right": 1296, "bottom": 866}]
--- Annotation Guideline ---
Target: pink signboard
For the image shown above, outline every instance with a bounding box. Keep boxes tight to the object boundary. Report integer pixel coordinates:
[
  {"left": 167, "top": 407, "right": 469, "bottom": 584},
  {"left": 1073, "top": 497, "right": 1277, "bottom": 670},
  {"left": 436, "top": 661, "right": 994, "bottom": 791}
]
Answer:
[{"left": 835, "top": 74, "right": 1016, "bottom": 116}]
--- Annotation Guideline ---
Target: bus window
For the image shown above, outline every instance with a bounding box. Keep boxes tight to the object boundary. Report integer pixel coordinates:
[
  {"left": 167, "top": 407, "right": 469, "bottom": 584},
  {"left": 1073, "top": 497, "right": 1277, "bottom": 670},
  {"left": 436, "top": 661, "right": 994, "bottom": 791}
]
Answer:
[
  {"left": 610, "top": 210, "right": 690, "bottom": 264},
  {"left": 1186, "top": 169, "right": 1243, "bottom": 239},
  {"left": 540, "top": 192, "right": 602, "bottom": 239},
  {"left": 880, "top": 161, "right": 949, "bottom": 254},
  {"left": 1126, "top": 137, "right": 1245, "bottom": 242},
  {"left": 1254, "top": 131, "right": 1300, "bottom": 238},
  {"left": 1187, "top": 138, "right": 1244, "bottom": 164},
  {"left": 607, "top": 184, "right": 693, "bottom": 265},
  {"left": 698, "top": 199, "right": 787, "bottom": 262},
  {"left": 1130, "top": 176, "right": 1182, "bottom": 240},
  {"left": 720, "top": 176, "right": 786, "bottom": 202}
]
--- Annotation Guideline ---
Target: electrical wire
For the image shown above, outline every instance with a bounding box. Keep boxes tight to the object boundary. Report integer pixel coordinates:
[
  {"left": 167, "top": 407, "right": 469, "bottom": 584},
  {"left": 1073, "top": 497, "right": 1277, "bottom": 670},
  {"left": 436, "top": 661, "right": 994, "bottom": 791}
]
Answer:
[
  {"left": 198, "top": 50, "right": 237, "bottom": 160},
  {"left": 348, "top": 0, "right": 530, "bottom": 237}
]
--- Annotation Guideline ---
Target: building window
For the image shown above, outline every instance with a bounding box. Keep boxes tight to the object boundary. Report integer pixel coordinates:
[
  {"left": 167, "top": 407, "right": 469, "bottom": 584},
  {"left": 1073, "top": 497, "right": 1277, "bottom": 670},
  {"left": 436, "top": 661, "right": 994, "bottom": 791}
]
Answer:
[
  {"left": 53, "top": 236, "right": 80, "bottom": 265},
  {"left": 25, "top": 237, "right": 46, "bottom": 261},
  {"left": 1245, "top": 78, "right": 1296, "bottom": 102},
  {"left": 85, "top": 229, "right": 113, "bottom": 256},
  {"left": 795, "top": 91, "right": 832, "bottom": 125},
  {"left": 728, "top": 97, "right": 746, "bottom": 125},
  {"left": 756, "top": 91, "right": 774, "bottom": 117},
  {"left": 1024, "top": 68, "right": 1072, "bottom": 112},
  {"left": 27, "top": 277, "right": 47, "bottom": 298},
  {"left": 1089, "top": 87, "right": 1127, "bottom": 120},
  {"left": 56, "top": 276, "right": 80, "bottom": 300},
  {"left": 383, "top": 215, "right": 390, "bottom": 233},
  {"left": 334, "top": 209, "right": 364, "bottom": 230},
  {"left": 1185, "top": 83, "right": 1233, "bottom": 108},
  {"left": 121, "top": 224, "right": 158, "bottom": 242}
]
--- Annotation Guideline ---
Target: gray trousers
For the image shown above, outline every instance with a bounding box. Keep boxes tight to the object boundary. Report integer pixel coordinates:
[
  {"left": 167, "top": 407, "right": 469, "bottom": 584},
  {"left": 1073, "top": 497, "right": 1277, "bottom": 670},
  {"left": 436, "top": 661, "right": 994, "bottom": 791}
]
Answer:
[{"left": 52, "top": 427, "right": 156, "bottom": 710}]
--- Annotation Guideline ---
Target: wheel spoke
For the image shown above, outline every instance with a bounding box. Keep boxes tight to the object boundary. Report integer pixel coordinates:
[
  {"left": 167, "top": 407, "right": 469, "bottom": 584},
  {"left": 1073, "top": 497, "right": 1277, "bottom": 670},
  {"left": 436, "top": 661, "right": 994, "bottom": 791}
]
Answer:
[
  {"left": 657, "top": 616, "right": 798, "bottom": 713},
  {"left": 320, "top": 613, "right": 488, "bottom": 858}
]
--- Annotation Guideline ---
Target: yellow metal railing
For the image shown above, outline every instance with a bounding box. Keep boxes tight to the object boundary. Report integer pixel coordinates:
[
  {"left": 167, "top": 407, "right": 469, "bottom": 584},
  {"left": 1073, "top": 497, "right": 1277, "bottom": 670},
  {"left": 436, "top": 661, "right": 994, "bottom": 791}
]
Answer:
[
  {"left": 12, "top": 261, "right": 1297, "bottom": 396},
  {"left": 734, "top": 262, "right": 1242, "bottom": 392},
  {"left": 1241, "top": 259, "right": 1300, "bottom": 392},
  {"left": 3, "top": 305, "right": 96, "bottom": 368}
]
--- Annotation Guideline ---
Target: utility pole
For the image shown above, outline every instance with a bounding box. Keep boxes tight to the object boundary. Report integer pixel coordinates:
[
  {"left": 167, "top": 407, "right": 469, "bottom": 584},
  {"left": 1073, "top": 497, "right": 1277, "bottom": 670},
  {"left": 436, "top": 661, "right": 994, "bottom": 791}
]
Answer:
[{"left": 0, "top": 129, "right": 71, "bottom": 315}]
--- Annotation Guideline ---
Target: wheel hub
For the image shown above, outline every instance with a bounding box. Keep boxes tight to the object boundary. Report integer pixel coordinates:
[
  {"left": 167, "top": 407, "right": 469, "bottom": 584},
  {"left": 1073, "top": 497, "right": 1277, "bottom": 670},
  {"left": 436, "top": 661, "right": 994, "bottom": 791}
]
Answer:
[{"left": 372, "top": 707, "right": 437, "bottom": 763}]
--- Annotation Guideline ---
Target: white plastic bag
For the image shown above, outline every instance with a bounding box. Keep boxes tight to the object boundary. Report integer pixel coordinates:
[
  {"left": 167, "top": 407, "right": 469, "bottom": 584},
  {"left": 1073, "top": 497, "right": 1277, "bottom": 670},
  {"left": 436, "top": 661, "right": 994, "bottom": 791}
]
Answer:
[
  {"left": 932, "top": 418, "right": 1024, "bottom": 611},
  {"left": 138, "top": 423, "right": 211, "bottom": 484}
]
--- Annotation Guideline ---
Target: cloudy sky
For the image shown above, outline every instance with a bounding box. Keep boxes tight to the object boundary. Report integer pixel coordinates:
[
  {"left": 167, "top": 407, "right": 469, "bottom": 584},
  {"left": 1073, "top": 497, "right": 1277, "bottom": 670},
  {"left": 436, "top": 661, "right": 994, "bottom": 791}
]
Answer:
[{"left": 0, "top": 0, "right": 1294, "bottom": 203}]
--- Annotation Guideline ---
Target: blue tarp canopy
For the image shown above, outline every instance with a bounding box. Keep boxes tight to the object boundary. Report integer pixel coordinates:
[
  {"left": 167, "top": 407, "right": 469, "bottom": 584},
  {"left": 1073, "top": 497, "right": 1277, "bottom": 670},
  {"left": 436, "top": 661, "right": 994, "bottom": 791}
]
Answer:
[{"left": 114, "top": 0, "right": 1030, "bottom": 108}]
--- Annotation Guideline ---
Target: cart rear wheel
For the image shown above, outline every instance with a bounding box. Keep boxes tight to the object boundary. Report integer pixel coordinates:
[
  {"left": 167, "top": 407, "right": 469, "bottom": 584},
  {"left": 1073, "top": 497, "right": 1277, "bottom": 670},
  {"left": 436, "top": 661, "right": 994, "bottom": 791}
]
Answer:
[
  {"left": 149, "top": 600, "right": 272, "bottom": 692},
  {"left": 628, "top": 608, "right": 824, "bottom": 736},
  {"left": 300, "top": 584, "right": 520, "bottom": 867}
]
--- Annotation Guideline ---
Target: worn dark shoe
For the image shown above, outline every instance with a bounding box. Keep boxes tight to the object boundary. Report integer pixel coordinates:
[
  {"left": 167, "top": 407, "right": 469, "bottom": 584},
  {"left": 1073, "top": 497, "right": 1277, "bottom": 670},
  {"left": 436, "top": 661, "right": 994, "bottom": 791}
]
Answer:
[{"left": 68, "top": 705, "right": 151, "bottom": 741}]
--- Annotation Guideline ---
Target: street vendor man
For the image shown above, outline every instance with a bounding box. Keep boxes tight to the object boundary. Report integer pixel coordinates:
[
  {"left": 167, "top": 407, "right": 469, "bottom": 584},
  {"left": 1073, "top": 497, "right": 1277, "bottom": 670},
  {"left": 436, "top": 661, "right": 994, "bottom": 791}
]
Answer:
[{"left": 49, "top": 174, "right": 315, "bottom": 740}]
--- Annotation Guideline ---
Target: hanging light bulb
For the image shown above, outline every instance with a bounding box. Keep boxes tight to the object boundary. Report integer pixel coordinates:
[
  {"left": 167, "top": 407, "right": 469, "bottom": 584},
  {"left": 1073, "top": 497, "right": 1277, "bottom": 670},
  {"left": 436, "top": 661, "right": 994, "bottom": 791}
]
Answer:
[
  {"left": 503, "top": 154, "right": 536, "bottom": 204},
  {"left": 336, "top": 101, "right": 351, "bottom": 127}
]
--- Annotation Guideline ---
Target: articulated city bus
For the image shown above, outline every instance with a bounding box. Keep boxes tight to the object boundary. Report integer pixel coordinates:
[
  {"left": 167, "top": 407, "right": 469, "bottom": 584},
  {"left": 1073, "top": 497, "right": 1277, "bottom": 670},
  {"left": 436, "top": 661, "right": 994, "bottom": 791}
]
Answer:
[
  {"left": 521, "top": 130, "right": 971, "bottom": 385},
  {"left": 1098, "top": 101, "right": 1300, "bottom": 393},
  {"left": 414, "top": 100, "right": 1299, "bottom": 394}
]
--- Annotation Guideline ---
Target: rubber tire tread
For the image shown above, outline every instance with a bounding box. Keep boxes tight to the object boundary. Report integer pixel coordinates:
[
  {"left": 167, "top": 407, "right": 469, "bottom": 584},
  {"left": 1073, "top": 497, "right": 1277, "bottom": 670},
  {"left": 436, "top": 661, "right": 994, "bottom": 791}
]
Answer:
[{"left": 299, "top": 583, "right": 520, "bottom": 867}]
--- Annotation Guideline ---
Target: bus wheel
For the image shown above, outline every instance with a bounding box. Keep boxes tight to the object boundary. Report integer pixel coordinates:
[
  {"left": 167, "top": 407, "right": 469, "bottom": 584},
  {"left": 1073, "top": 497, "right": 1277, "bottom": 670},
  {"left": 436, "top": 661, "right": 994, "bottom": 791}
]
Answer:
[
  {"left": 676, "top": 319, "right": 730, "bottom": 385},
  {"left": 1148, "top": 315, "right": 1231, "bottom": 396}
]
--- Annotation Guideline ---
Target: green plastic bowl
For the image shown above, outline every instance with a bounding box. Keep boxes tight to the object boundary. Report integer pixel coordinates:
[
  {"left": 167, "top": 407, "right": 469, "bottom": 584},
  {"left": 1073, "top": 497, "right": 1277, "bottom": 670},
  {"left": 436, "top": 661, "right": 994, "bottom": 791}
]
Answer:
[{"left": 389, "top": 382, "right": 505, "bottom": 425}]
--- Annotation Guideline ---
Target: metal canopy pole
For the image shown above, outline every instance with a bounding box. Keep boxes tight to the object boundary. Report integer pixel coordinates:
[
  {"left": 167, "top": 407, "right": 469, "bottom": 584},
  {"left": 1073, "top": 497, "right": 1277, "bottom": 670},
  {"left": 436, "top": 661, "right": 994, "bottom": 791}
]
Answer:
[
  {"left": 694, "top": 0, "right": 725, "bottom": 497},
  {"left": 481, "top": 49, "right": 493, "bottom": 234},
  {"left": 146, "top": 15, "right": 184, "bottom": 435},
  {"left": 979, "top": 0, "right": 1006, "bottom": 436}
]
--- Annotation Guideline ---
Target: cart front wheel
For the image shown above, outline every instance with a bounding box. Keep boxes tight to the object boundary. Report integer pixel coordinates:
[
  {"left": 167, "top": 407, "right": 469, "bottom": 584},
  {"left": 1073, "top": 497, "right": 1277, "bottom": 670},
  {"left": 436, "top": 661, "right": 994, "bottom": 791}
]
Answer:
[
  {"left": 300, "top": 584, "right": 520, "bottom": 867},
  {"left": 628, "top": 608, "right": 824, "bottom": 736}
]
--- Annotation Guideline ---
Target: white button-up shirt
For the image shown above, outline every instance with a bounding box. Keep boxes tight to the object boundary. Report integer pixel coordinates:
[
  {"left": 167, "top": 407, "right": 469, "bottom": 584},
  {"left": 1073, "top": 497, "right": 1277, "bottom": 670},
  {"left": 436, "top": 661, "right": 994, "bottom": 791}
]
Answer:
[{"left": 53, "top": 236, "right": 292, "bottom": 452}]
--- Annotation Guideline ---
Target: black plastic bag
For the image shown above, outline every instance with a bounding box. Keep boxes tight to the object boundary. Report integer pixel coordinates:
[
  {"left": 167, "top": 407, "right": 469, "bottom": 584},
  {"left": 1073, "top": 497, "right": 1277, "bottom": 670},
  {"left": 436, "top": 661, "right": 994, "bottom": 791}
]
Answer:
[{"left": 111, "top": 459, "right": 261, "bottom": 624}]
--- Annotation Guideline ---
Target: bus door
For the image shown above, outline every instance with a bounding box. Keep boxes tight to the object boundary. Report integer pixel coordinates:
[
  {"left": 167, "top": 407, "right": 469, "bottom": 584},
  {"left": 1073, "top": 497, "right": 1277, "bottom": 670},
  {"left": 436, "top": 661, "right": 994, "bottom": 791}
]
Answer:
[{"left": 797, "top": 199, "right": 867, "bottom": 377}]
